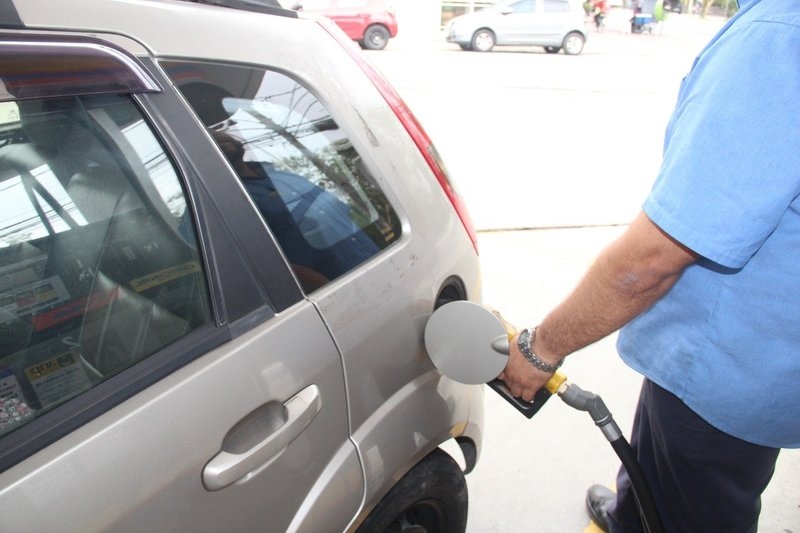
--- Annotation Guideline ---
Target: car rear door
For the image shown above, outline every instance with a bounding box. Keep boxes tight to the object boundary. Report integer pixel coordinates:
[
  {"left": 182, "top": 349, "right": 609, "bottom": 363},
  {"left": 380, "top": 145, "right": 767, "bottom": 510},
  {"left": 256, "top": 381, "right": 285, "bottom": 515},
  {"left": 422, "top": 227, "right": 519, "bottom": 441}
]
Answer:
[
  {"left": 537, "top": 0, "right": 581, "bottom": 42},
  {"left": 0, "top": 32, "right": 361, "bottom": 532},
  {"left": 495, "top": 0, "right": 538, "bottom": 44}
]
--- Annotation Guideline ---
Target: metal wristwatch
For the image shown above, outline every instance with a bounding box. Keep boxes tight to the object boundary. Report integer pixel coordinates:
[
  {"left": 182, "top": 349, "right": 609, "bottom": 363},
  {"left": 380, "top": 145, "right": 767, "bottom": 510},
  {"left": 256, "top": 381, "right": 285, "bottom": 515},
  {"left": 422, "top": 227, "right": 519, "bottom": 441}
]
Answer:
[{"left": 517, "top": 327, "right": 562, "bottom": 373}]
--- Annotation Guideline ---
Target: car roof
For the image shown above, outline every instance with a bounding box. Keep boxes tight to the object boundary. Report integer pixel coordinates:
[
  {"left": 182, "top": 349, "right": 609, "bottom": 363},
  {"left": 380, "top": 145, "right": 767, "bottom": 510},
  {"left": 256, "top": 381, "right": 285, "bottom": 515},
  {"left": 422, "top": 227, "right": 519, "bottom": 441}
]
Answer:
[
  {"left": 0, "top": 0, "right": 297, "bottom": 29},
  {"left": 0, "top": 0, "right": 317, "bottom": 61}
]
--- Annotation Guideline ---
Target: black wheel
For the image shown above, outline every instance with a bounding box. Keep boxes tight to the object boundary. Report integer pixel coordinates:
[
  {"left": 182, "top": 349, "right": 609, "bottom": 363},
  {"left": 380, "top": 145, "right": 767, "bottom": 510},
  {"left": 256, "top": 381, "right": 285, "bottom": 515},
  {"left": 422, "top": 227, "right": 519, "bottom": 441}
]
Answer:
[
  {"left": 357, "top": 448, "right": 468, "bottom": 533},
  {"left": 562, "top": 31, "right": 585, "bottom": 55},
  {"left": 470, "top": 28, "right": 495, "bottom": 52},
  {"left": 458, "top": 43, "right": 472, "bottom": 51},
  {"left": 544, "top": 46, "right": 560, "bottom": 54},
  {"left": 362, "top": 24, "right": 390, "bottom": 50}
]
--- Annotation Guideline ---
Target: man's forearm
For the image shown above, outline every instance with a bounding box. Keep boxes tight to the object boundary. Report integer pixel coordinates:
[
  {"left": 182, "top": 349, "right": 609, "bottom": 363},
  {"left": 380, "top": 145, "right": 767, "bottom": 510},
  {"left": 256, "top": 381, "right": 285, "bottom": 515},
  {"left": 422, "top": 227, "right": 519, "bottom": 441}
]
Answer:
[{"left": 533, "top": 212, "right": 698, "bottom": 362}]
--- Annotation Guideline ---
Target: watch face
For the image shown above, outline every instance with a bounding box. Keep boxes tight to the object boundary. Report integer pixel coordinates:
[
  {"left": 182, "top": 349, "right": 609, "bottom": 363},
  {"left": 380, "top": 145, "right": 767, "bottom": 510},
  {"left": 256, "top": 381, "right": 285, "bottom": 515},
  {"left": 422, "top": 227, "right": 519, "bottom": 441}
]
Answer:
[{"left": 518, "top": 328, "right": 530, "bottom": 348}]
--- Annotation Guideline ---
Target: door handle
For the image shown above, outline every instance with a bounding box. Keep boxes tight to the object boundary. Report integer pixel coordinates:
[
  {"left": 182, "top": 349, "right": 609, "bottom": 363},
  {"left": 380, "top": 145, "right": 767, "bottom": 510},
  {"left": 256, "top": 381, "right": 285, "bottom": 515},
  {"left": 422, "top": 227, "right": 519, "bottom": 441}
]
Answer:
[{"left": 203, "top": 384, "right": 321, "bottom": 491}]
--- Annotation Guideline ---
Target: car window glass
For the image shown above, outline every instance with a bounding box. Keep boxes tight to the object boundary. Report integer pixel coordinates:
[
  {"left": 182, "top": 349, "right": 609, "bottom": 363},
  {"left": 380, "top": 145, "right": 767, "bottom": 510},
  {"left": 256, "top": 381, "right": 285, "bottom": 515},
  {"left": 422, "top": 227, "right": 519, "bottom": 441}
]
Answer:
[
  {"left": 0, "top": 93, "right": 211, "bottom": 437},
  {"left": 161, "top": 60, "right": 402, "bottom": 293},
  {"left": 543, "top": 0, "right": 571, "bottom": 12}
]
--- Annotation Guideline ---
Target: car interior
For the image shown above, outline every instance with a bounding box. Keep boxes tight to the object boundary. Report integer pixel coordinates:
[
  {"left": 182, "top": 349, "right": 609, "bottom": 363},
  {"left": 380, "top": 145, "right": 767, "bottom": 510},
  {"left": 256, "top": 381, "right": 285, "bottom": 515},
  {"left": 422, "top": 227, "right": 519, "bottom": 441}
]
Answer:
[{"left": 0, "top": 92, "right": 210, "bottom": 434}]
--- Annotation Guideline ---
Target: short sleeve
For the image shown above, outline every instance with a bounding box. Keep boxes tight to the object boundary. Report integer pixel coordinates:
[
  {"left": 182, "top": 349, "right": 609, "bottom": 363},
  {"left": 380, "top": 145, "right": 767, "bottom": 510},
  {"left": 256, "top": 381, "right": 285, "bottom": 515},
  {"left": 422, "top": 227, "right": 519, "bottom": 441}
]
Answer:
[{"left": 643, "top": 18, "right": 800, "bottom": 268}]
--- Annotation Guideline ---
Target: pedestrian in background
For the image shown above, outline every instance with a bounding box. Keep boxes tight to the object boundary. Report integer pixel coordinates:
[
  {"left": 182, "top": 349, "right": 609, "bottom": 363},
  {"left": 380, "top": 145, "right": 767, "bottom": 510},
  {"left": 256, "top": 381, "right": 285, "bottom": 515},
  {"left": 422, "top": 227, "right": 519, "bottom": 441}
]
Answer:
[
  {"left": 498, "top": 0, "right": 800, "bottom": 531},
  {"left": 592, "top": 0, "right": 610, "bottom": 31}
]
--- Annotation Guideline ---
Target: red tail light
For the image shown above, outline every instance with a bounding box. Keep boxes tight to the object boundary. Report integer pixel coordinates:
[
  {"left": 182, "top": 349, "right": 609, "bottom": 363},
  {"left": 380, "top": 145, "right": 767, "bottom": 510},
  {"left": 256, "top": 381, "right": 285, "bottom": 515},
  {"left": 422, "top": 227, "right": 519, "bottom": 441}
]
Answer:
[{"left": 318, "top": 19, "right": 479, "bottom": 253}]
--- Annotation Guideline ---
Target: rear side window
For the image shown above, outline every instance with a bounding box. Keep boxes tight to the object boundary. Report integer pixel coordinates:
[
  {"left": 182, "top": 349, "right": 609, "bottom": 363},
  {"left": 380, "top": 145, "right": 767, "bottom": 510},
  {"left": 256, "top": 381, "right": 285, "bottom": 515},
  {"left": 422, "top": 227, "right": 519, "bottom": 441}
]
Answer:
[
  {"left": 0, "top": 94, "right": 211, "bottom": 436},
  {"left": 543, "top": 0, "right": 572, "bottom": 12},
  {"left": 161, "top": 60, "right": 401, "bottom": 292},
  {"left": 510, "top": 0, "right": 535, "bottom": 13}
]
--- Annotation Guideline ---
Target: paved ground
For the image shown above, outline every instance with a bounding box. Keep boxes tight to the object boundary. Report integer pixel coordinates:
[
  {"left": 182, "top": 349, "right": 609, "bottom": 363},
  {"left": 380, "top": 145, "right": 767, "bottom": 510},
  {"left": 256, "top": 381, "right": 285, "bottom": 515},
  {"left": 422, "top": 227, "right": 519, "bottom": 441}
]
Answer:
[{"left": 372, "top": 11, "right": 800, "bottom": 532}]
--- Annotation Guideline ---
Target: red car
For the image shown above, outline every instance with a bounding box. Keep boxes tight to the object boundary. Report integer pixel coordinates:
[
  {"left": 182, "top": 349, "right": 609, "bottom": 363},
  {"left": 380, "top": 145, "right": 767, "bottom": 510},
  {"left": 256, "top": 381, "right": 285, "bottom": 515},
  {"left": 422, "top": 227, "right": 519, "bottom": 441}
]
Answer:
[{"left": 293, "top": 0, "right": 398, "bottom": 50}]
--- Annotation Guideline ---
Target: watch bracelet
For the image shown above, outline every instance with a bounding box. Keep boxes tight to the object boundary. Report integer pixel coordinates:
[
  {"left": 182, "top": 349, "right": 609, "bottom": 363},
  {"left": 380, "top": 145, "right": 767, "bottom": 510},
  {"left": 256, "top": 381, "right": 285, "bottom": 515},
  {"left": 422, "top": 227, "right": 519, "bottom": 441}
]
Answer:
[{"left": 518, "top": 327, "right": 562, "bottom": 373}]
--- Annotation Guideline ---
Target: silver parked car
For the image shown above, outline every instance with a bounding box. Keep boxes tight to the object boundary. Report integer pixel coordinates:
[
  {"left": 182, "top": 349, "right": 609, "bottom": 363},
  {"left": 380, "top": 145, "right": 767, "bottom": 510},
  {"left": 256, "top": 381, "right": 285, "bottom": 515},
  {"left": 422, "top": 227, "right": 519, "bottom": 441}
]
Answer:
[
  {"left": 446, "top": 0, "right": 588, "bottom": 54},
  {"left": 0, "top": 0, "right": 484, "bottom": 531}
]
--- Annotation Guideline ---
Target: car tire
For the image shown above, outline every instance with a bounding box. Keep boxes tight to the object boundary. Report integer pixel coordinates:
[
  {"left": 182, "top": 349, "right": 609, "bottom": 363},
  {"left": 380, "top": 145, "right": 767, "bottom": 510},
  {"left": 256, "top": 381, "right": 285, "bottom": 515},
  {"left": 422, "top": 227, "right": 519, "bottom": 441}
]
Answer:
[
  {"left": 458, "top": 44, "right": 472, "bottom": 51},
  {"left": 544, "top": 46, "right": 560, "bottom": 54},
  {"left": 356, "top": 448, "right": 468, "bottom": 533},
  {"left": 562, "top": 31, "right": 585, "bottom": 55},
  {"left": 361, "top": 25, "right": 390, "bottom": 50},
  {"left": 470, "top": 29, "right": 495, "bottom": 52}
]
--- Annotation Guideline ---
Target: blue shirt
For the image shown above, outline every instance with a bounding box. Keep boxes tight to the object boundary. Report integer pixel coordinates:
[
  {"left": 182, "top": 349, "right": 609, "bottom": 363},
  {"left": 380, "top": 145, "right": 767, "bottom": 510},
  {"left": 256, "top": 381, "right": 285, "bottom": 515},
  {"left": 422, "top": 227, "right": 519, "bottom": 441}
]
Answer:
[{"left": 617, "top": 0, "right": 800, "bottom": 448}]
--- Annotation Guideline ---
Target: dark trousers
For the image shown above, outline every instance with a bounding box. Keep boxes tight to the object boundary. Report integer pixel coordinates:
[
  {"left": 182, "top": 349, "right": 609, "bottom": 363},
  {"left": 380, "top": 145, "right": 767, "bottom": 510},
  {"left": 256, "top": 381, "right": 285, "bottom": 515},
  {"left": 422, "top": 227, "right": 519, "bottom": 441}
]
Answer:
[{"left": 608, "top": 379, "right": 780, "bottom": 533}]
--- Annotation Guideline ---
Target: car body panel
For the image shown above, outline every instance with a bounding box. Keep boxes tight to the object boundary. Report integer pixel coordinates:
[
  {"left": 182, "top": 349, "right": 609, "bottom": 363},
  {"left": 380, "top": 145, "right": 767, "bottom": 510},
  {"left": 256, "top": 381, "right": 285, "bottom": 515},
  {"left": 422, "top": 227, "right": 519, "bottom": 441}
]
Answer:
[
  {"left": 0, "top": 0, "right": 484, "bottom": 529},
  {"left": 0, "top": 302, "right": 358, "bottom": 532}
]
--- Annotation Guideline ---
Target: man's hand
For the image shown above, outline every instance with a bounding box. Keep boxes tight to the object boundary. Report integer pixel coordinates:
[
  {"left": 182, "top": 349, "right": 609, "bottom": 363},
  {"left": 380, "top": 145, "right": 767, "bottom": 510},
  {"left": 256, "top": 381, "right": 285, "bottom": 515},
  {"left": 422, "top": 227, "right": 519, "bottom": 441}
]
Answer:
[{"left": 497, "top": 333, "right": 558, "bottom": 402}]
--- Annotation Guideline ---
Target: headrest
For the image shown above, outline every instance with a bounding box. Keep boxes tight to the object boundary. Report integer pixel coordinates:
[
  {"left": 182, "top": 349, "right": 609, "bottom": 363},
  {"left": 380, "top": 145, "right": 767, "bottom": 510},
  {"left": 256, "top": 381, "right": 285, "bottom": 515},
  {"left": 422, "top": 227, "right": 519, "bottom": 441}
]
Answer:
[
  {"left": 17, "top": 98, "right": 83, "bottom": 153},
  {"left": 179, "top": 82, "right": 234, "bottom": 128}
]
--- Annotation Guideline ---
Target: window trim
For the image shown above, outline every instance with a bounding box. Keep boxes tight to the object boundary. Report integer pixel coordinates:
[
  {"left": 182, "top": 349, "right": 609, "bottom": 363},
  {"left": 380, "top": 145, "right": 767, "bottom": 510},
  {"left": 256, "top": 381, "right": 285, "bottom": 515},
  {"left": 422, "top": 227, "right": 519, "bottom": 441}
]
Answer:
[
  {"left": 133, "top": 79, "right": 305, "bottom": 314},
  {"left": 0, "top": 32, "right": 161, "bottom": 102}
]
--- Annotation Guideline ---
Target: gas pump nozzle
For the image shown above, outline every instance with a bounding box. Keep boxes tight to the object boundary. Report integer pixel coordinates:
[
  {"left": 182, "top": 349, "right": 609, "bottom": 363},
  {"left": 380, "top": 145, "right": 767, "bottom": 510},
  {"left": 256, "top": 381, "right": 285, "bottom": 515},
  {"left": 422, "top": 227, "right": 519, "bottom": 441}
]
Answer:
[
  {"left": 424, "top": 300, "right": 568, "bottom": 418},
  {"left": 487, "top": 333, "right": 568, "bottom": 418}
]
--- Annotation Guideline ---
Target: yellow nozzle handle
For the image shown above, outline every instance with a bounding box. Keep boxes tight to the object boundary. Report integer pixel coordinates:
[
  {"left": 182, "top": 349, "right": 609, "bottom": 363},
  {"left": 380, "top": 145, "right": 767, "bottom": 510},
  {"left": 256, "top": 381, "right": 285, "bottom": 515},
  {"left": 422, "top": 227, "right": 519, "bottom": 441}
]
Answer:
[{"left": 545, "top": 371, "right": 567, "bottom": 395}]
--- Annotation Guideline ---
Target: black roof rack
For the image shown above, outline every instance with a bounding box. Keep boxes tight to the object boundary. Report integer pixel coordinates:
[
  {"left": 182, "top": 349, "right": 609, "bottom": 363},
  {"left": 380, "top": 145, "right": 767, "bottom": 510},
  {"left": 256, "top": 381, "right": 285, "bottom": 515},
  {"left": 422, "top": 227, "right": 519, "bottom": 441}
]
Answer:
[
  {"left": 0, "top": 0, "right": 23, "bottom": 29},
  {"left": 185, "top": 0, "right": 298, "bottom": 17}
]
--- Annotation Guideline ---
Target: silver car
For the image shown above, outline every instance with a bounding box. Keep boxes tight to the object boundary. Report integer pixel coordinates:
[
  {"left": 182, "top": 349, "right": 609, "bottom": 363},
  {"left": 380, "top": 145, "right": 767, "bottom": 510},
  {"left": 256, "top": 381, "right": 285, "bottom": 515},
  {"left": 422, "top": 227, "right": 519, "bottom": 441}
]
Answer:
[
  {"left": 446, "top": 0, "right": 588, "bottom": 54},
  {"left": 0, "top": 0, "right": 484, "bottom": 531}
]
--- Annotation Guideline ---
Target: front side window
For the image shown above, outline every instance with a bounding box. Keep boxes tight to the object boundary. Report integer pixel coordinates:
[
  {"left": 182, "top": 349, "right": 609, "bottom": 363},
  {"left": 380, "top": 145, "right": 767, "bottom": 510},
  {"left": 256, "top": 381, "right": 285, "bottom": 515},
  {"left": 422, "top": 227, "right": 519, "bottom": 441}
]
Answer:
[
  {"left": 161, "top": 60, "right": 401, "bottom": 292},
  {"left": 0, "top": 94, "right": 211, "bottom": 436}
]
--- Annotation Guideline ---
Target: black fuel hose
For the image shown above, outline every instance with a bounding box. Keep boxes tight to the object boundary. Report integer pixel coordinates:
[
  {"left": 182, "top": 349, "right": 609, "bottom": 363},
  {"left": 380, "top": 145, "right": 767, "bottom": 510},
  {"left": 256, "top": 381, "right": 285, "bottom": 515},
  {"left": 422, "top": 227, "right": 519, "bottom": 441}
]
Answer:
[
  {"left": 558, "top": 382, "right": 665, "bottom": 533},
  {"left": 486, "top": 337, "right": 666, "bottom": 532},
  {"left": 609, "top": 437, "right": 665, "bottom": 533}
]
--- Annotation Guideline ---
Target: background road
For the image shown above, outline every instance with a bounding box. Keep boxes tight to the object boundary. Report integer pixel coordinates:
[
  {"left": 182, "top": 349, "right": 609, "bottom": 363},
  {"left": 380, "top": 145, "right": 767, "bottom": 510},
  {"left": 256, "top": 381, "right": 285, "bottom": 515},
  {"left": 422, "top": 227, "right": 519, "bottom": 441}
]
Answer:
[
  {"left": 371, "top": 10, "right": 800, "bottom": 532},
  {"left": 374, "top": 9, "right": 724, "bottom": 231}
]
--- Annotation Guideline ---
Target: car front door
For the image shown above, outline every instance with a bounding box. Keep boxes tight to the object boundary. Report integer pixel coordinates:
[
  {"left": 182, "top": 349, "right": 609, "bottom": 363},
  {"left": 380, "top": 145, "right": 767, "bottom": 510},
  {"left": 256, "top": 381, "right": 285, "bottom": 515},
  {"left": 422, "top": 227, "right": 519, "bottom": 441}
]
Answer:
[{"left": 0, "top": 32, "right": 361, "bottom": 532}]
